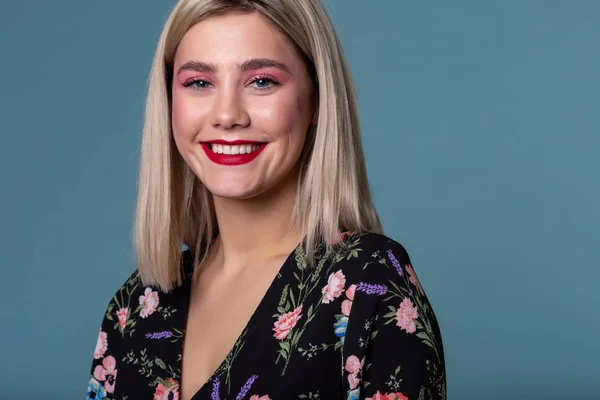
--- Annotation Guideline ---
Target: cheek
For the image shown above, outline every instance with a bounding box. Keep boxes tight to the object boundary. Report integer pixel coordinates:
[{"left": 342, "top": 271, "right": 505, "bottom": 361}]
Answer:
[
  {"left": 251, "top": 92, "right": 311, "bottom": 141},
  {"left": 171, "top": 93, "right": 210, "bottom": 140},
  {"left": 171, "top": 95, "right": 189, "bottom": 140}
]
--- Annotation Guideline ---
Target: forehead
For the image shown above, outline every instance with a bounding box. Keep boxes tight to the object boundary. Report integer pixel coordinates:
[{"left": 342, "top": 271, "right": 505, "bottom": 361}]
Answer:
[{"left": 174, "top": 12, "right": 301, "bottom": 68}]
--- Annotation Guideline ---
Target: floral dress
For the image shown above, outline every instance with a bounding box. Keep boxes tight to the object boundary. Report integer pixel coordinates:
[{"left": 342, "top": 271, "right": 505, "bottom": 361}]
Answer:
[{"left": 88, "top": 232, "right": 446, "bottom": 400}]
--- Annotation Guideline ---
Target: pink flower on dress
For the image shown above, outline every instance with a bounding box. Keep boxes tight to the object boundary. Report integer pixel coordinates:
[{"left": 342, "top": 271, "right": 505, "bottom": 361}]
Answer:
[
  {"left": 345, "top": 355, "right": 365, "bottom": 390},
  {"left": 249, "top": 396, "right": 271, "bottom": 400},
  {"left": 153, "top": 378, "right": 179, "bottom": 400},
  {"left": 273, "top": 305, "right": 303, "bottom": 340},
  {"left": 345, "top": 284, "right": 356, "bottom": 301},
  {"left": 345, "top": 354, "right": 364, "bottom": 374},
  {"left": 405, "top": 264, "right": 424, "bottom": 296},
  {"left": 348, "top": 372, "right": 361, "bottom": 391},
  {"left": 139, "top": 287, "right": 160, "bottom": 318},
  {"left": 341, "top": 299, "right": 353, "bottom": 317},
  {"left": 366, "top": 392, "right": 409, "bottom": 400},
  {"left": 94, "top": 330, "right": 107, "bottom": 359},
  {"left": 322, "top": 270, "right": 346, "bottom": 304},
  {"left": 395, "top": 297, "right": 419, "bottom": 333},
  {"left": 341, "top": 284, "right": 356, "bottom": 317},
  {"left": 117, "top": 307, "right": 129, "bottom": 328},
  {"left": 93, "top": 355, "right": 117, "bottom": 393}
]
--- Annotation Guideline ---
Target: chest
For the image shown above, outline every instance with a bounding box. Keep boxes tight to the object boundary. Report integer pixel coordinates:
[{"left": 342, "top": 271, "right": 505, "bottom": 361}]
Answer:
[
  {"left": 179, "top": 261, "right": 286, "bottom": 400},
  {"left": 112, "top": 248, "right": 371, "bottom": 399}
]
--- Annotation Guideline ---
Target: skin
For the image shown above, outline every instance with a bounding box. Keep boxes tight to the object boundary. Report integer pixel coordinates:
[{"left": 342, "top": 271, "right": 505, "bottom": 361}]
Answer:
[{"left": 170, "top": 11, "right": 316, "bottom": 399}]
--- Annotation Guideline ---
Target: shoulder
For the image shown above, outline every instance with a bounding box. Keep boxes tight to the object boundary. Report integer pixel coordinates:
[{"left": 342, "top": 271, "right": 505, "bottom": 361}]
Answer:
[
  {"left": 363, "top": 231, "right": 409, "bottom": 251},
  {"left": 339, "top": 231, "right": 410, "bottom": 256},
  {"left": 338, "top": 234, "right": 446, "bottom": 398},
  {"left": 338, "top": 231, "right": 412, "bottom": 271},
  {"left": 100, "top": 248, "right": 194, "bottom": 328},
  {"left": 117, "top": 269, "right": 142, "bottom": 293},
  {"left": 333, "top": 232, "right": 423, "bottom": 293}
]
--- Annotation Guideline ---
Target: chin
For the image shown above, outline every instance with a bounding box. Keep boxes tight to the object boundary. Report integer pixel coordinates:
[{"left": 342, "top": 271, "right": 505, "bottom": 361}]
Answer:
[{"left": 205, "top": 184, "right": 264, "bottom": 200}]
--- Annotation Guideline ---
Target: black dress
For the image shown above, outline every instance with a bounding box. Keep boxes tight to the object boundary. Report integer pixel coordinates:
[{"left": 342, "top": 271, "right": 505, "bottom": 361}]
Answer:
[{"left": 87, "top": 232, "right": 446, "bottom": 400}]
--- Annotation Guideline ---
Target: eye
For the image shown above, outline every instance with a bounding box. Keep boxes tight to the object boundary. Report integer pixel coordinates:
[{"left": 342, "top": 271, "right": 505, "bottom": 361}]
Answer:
[
  {"left": 248, "top": 75, "right": 280, "bottom": 90},
  {"left": 182, "top": 78, "right": 213, "bottom": 90}
]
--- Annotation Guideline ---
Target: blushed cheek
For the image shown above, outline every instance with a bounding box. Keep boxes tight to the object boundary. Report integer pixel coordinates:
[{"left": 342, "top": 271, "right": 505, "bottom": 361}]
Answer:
[
  {"left": 171, "top": 94, "right": 212, "bottom": 141},
  {"left": 171, "top": 97, "right": 202, "bottom": 143},
  {"left": 263, "top": 95, "right": 309, "bottom": 137},
  {"left": 171, "top": 96, "right": 186, "bottom": 139}
]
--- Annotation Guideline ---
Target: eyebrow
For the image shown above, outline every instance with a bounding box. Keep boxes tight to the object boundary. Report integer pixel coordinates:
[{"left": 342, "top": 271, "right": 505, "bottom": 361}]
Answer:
[{"left": 176, "top": 58, "right": 291, "bottom": 75}]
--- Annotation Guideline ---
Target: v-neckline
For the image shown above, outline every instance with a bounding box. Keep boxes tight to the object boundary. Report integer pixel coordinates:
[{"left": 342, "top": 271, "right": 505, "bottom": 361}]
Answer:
[{"left": 180, "top": 240, "right": 304, "bottom": 400}]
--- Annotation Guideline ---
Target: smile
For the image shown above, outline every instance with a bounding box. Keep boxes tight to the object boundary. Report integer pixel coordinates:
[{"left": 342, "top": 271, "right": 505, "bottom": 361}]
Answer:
[
  {"left": 200, "top": 140, "right": 267, "bottom": 166},
  {"left": 209, "top": 143, "right": 261, "bottom": 155}
]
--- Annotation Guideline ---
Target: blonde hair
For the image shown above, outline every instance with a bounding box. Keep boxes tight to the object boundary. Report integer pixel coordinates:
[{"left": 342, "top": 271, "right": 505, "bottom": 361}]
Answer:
[{"left": 134, "top": 0, "right": 382, "bottom": 292}]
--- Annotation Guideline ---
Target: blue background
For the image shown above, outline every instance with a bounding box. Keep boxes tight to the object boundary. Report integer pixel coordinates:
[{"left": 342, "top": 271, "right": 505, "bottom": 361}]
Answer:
[{"left": 1, "top": 1, "right": 598, "bottom": 398}]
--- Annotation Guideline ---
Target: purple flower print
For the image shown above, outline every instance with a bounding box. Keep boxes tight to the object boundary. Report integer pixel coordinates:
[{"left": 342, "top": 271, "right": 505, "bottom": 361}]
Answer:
[
  {"left": 211, "top": 376, "right": 221, "bottom": 400},
  {"left": 356, "top": 282, "right": 387, "bottom": 296},
  {"left": 145, "top": 330, "right": 173, "bottom": 339},
  {"left": 236, "top": 374, "right": 258, "bottom": 400},
  {"left": 387, "top": 249, "right": 404, "bottom": 276}
]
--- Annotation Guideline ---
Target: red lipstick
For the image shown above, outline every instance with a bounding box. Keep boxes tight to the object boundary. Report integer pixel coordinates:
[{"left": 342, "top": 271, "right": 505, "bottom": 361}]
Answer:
[{"left": 201, "top": 140, "right": 267, "bottom": 166}]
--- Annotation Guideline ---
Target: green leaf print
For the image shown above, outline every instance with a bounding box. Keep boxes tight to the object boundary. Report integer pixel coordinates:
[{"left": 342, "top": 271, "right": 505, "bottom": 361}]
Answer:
[
  {"left": 106, "top": 303, "right": 115, "bottom": 321},
  {"left": 278, "top": 284, "right": 289, "bottom": 307},
  {"left": 274, "top": 235, "right": 370, "bottom": 376},
  {"left": 373, "top": 246, "right": 444, "bottom": 360},
  {"left": 298, "top": 342, "right": 337, "bottom": 359},
  {"left": 298, "top": 391, "right": 320, "bottom": 399},
  {"left": 295, "top": 246, "right": 307, "bottom": 270},
  {"left": 215, "top": 328, "right": 248, "bottom": 395},
  {"left": 155, "top": 357, "right": 167, "bottom": 370},
  {"left": 384, "top": 364, "right": 403, "bottom": 391},
  {"left": 289, "top": 289, "right": 297, "bottom": 310},
  {"left": 348, "top": 248, "right": 360, "bottom": 259},
  {"left": 104, "top": 273, "right": 146, "bottom": 338},
  {"left": 280, "top": 340, "right": 291, "bottom": 354}
]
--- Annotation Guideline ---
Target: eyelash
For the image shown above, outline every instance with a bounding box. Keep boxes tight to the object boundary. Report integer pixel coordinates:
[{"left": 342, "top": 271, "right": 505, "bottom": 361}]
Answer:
[{"left": 182, "top": 74, "right": 280, "bottom": 90}]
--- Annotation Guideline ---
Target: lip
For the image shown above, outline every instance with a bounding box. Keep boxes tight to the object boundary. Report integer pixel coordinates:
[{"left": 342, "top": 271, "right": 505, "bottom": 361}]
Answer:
[{"left": 200, "top": 141, "right": 268, "bottom": 166}]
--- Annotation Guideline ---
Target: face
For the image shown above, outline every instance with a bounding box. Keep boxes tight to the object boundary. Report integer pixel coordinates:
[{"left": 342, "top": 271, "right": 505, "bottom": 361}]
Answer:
[{"left": 171, "top": 12, "right": 315, "bottom": 200}]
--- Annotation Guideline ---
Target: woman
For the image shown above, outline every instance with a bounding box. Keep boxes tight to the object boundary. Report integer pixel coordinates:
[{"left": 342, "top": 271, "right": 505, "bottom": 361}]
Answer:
[{"left": 88, "top": 0, "right": 446, "bottom": 399}]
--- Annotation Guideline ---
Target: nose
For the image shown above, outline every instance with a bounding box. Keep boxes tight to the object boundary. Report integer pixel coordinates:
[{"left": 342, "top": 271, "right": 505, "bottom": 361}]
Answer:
[{"left": 209, "top": 85, "right": 250, "bottom": 130}]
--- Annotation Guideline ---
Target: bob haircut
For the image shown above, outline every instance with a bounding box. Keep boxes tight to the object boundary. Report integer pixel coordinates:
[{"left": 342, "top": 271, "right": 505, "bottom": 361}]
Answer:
[{"left": 134, "top": 0, "right": 382, "bottom": 292}]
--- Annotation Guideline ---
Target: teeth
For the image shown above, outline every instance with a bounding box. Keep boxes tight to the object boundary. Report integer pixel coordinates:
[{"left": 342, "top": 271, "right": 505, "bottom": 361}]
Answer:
[{"left": 210, "top": 143, "right": 261, "bottom": 154}]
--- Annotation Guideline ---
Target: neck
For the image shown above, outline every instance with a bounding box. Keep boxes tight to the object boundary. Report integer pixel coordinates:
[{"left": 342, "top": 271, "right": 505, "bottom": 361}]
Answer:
[{"left": 211, "top": 173, "right": 303, "bottom": 269}]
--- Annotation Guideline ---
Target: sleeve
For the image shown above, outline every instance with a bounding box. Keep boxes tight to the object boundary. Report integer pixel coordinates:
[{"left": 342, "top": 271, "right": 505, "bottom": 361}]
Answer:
[
  {"left": 86, "top": 270, "right": 139, "bottom": 399},
  {"left": 351, "top": 240, "right": 446, "bottom": 400}
]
